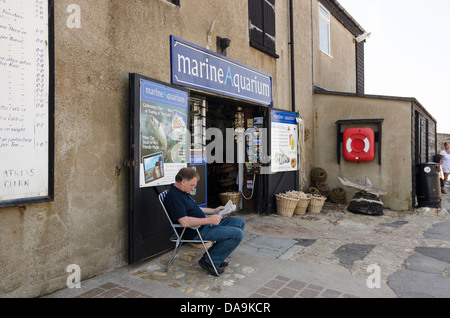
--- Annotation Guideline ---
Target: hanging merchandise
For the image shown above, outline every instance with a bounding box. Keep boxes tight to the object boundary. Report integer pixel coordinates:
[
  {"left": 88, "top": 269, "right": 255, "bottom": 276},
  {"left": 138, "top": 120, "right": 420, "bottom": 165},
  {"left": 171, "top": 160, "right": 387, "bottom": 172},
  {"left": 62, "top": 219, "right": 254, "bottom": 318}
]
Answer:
[
  {"left": 234, "top": 108, "right": 245, "bottom": 143},
  {"left": 242, "top": 120, "right": 263, "bottom": 200},
  {"left": 343, "top": 128, "right": 375, "bottom": 163}
]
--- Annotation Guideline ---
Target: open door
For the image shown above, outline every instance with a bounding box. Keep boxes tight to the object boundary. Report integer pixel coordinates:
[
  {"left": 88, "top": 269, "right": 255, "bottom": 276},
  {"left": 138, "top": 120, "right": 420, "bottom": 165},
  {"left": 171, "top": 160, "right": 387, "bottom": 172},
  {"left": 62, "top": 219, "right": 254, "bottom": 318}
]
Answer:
[{"left": 128, "top": 73, "right": 190, "bottom": 264}]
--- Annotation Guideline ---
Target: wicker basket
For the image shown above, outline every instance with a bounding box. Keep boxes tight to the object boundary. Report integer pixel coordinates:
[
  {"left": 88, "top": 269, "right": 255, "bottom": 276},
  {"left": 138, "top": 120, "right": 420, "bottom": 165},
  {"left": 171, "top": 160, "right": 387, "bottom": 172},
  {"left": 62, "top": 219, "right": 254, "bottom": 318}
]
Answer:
[
  {"left": 294, "top": 196, "right": 311, "bottom": 215},
  {"left": 307, "top": 195, "right": 327, "bottom": 214},
  {"left": 275, "top": 195, "right": 299, "bottom": 217},
  {"left": 219, "top": 192, "right": 242, "bottom": 209}
]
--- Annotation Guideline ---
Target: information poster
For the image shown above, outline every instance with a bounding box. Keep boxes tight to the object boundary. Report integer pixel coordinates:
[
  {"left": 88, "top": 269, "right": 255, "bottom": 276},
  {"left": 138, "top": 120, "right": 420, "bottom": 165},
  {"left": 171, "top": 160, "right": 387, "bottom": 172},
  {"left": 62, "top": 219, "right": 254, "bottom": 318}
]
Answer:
[
  {"left": 139, "top": 79, "right": 189, "bottom": 187},
  {"left": 0, "top": 1, "right": 53, "bottom": 205},
  {"left": 271, "top": 110, "right": 298, "bottom": 173}
]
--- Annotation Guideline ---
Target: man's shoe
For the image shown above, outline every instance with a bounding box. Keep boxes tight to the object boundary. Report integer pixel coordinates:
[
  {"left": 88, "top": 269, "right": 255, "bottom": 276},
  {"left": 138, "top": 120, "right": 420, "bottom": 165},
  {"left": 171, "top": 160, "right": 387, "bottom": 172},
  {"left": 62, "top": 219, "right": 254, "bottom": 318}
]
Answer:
[
  {"left": 199, "top": 257, "right": 224, "bottom": 276},
  {"left": 201, "top": 254, "right": 228, "bottom": 268}
]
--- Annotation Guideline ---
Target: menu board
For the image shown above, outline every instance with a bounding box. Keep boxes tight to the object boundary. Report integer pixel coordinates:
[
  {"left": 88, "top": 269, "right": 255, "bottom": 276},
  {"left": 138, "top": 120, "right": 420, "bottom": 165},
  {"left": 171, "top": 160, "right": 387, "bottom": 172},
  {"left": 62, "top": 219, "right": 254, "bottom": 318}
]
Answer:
[
  {"left": 139, "top": 79, "right": 189, "bottom": 187},
  {"left": 0, "top": 1, "right": 53, "bottom": 206},
  {"left": 271, "top": 110, "right": 298, "bottom": 173}
]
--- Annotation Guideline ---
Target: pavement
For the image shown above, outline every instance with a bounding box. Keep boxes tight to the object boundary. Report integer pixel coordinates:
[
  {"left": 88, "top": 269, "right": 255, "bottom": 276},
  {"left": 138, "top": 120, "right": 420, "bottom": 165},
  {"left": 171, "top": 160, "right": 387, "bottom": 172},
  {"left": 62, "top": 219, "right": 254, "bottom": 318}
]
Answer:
[{"left": 43, "top": 193, "right": 450, "bottom": 300}]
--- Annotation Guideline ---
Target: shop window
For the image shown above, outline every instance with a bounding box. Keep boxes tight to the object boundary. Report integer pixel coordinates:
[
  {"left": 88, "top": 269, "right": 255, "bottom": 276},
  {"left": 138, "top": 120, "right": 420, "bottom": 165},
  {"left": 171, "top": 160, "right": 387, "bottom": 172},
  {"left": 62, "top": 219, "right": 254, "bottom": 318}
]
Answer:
[
  {"left": 248, "top": 0, "right": 278, "bottom": 58},
  {"left": 319, "top": 3, "right": 331, "bottom": 56}
]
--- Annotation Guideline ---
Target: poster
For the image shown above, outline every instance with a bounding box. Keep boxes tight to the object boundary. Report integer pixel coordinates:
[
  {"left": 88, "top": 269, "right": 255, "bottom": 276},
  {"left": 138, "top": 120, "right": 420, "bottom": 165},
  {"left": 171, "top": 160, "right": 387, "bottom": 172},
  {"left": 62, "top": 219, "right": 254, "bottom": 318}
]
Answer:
[
  {"left": 139, "top": 79, "right": 189, "bottom": 187},
  {"left": 271, "top": 110, "right": 298, "bottom": 173},
  {"left": 0, "top": 1, "right": 52, "bottom": 205}
]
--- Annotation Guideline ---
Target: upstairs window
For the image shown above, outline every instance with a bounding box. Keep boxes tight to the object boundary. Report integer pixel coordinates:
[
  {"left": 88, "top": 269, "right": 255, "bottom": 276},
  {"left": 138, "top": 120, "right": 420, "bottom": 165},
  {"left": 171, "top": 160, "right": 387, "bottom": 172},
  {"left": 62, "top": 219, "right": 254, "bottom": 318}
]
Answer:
[
  {"left": 249, "top": 0, "right": 278, "bottom": 58},
  {"left": 319, "top": 4, "right": 331, "bottom": 56}
]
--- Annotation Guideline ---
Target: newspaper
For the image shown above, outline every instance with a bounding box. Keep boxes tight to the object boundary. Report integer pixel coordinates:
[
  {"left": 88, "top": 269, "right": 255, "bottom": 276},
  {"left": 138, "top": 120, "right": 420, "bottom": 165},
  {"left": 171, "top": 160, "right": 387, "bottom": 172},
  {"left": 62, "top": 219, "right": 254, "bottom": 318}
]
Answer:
[{"left": 216, "top": 200, "right": 236, "bottom": 217}]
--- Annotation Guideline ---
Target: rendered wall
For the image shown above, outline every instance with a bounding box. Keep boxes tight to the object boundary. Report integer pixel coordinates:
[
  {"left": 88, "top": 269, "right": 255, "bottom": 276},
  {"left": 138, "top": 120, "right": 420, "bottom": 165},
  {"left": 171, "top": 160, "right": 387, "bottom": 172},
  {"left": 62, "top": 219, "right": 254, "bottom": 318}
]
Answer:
[
  {"left": 313, "top": 93, "right": 413, "bottom": 211},
  {"left": 0, "top": 0, "right": 361, "bottom": 297},
  {"left": 312, "top": 1, "right": 358, "bottom": 93}
]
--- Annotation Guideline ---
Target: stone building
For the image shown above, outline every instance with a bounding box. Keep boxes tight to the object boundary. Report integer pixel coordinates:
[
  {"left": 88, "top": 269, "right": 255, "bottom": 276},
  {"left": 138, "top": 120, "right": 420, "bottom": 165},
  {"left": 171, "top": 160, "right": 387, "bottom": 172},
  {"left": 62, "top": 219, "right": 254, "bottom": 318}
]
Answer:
[{"left": 0, "top": 0, "right": 436, "bottom": 297}]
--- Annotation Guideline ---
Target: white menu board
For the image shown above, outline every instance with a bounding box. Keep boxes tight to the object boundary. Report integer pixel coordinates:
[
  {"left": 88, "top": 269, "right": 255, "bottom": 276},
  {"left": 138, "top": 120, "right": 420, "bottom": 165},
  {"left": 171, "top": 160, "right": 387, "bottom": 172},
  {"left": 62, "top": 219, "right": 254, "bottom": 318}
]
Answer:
[{"left": 0, "top": 0, "right": 53, "bottom": 206}]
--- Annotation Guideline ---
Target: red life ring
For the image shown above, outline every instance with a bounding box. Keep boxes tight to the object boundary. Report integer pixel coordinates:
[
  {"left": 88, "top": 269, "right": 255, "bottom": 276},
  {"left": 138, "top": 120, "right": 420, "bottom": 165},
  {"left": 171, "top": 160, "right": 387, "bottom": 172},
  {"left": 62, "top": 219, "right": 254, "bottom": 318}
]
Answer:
[{"left": 343, "top": 128, "right": 375, "bottom": 162}]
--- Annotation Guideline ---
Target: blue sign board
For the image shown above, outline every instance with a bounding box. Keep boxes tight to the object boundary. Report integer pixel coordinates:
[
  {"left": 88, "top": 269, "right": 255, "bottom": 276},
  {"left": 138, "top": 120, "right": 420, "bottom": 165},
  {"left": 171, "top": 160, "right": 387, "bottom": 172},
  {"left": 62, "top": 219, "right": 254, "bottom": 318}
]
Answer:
[
  {"left": 140, "top": 79, "right": 188, "bottom": 110},
  {"left": 170, "top": 36, "right": 273, "bottom": 106},
  {"left": 271, "top": 110, "right": 298, "bottom": 125}
]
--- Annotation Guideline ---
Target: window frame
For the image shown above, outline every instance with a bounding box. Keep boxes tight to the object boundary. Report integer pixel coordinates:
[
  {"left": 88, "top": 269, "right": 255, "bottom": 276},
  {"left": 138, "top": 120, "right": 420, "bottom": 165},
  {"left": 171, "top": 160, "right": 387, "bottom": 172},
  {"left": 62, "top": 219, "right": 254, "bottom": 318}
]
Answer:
[{"left": 318, "top": 3, "right": 332, "bottom": 57}]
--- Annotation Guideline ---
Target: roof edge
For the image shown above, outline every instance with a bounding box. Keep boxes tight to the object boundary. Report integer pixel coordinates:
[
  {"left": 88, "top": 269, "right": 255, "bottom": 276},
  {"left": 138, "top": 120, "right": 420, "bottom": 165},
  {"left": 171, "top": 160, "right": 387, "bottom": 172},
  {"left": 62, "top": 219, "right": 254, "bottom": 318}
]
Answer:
[
  {"left": 320, "top": 0, "right": 366, "bottom": 36},
  {"left": 313, "top": 86, "right": 437, "bottom": 122}
]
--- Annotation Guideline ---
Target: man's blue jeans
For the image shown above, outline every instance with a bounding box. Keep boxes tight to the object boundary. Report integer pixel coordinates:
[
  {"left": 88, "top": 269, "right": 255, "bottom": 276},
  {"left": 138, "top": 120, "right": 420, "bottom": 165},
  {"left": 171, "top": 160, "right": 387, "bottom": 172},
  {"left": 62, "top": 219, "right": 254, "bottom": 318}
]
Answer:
[{"left": 195, "top": 217, "right": 245, "bottom": 267}]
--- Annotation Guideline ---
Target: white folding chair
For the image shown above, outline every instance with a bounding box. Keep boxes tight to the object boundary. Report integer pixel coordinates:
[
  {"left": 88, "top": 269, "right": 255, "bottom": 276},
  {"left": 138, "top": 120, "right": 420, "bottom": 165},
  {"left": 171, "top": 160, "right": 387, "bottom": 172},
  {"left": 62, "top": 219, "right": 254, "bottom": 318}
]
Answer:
[{"left": 158, "top": 190, "right": 219, "bottom": 276}]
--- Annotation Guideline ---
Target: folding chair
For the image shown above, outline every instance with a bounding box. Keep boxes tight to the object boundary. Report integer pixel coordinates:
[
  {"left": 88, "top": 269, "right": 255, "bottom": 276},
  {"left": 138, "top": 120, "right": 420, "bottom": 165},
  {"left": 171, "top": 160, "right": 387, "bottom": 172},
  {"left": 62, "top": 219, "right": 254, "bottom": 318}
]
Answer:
[{"left": 158, "top": 190, "right": 219, "bottom": 276}]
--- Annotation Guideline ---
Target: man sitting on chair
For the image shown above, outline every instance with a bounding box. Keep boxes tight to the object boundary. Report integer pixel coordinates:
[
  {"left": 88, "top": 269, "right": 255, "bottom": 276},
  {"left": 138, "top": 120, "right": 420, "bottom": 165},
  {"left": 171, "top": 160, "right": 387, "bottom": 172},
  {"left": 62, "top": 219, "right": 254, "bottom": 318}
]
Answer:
[{"left": 164, "top": 167, "right": 246, "bottom": 276}]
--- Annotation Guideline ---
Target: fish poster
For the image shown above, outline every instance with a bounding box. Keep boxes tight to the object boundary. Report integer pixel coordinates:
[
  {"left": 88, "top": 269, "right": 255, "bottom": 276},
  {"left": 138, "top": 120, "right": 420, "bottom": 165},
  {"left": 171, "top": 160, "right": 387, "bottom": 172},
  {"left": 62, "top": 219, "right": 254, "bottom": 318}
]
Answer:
[{"left": 139, "top": 79, "right": 189, "bottom": 187}]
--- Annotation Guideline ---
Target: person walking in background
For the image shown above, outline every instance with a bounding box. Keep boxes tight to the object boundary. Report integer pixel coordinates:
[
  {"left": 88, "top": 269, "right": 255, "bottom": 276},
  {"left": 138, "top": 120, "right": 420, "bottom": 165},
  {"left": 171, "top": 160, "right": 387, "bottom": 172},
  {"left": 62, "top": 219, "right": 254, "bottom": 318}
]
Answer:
[{"left": 439, "top": 142, "right": 450, "bottom": 194}]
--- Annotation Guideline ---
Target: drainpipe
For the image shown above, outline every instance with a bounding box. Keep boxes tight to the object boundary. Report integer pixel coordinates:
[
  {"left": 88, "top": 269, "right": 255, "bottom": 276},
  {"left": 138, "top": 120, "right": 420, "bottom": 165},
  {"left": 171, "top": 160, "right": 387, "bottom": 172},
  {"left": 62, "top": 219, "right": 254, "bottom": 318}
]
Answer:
[
  {"left": 289, "top": 0, "right": 300, "bottom": 191},
  {"left": 289, "top": 0, "right": 295, "bottom": 113}
]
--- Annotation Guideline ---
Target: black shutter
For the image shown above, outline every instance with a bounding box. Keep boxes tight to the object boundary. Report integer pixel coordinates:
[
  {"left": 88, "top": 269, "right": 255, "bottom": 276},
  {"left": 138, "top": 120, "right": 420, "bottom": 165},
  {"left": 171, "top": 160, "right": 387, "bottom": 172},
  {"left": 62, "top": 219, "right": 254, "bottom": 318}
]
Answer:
[
  {"left": 263, "top": 0, "right": 275, "bottom": 52},
  {"left": 249, "top": 0, "right": 264, "bottom": 46},
  {"left": 249, "top": 0, "right": 277, "bottom": 57}
]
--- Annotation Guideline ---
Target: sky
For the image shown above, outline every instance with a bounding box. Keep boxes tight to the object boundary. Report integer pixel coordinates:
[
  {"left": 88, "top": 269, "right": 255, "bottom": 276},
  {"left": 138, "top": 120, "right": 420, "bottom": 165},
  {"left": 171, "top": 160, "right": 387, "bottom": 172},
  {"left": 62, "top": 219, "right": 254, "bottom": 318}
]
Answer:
[{"left": 337, "top": 0, "right": 450, "bottom": 133}]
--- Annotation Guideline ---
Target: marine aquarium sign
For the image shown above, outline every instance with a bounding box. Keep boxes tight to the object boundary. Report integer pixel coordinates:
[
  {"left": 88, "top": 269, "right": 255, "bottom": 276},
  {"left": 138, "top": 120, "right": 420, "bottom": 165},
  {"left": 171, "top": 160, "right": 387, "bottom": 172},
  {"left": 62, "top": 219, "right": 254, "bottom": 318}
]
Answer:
[
  {"left": 170, "top": 36, "right": 273, "bottom": 107},
  {"left": 139, "top": 79, "right": 189, "bottom": 188}
]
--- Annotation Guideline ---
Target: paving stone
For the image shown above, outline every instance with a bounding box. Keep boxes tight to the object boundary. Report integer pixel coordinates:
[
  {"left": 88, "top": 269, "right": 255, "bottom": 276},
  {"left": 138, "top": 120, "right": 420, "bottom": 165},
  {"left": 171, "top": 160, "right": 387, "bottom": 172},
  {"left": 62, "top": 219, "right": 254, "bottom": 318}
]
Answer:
[
  {"left": 380, "top": 221, "right": 409, "bottom": 228},
  {"left": 415, "top": 247, "right": 450, "bottom": 263},
  {"left": 256, "top": 287, "right": 276, "bottom": 297},
  {"left": 252, "top": 276, "right": 358, "bottom": 299},
  {"left": 322, "top": 289, "right": 342, "bottom": 298},
  {"left": 265, "top": 279, "right": 286, "bottom": 289},
  {"left": 333, "top": 243, "right": 376, "bottom": 269},
  {"left": 405, "top": 253, "right": 448, "bottom": 274},
  {"left": 296, "top": 239, "right": 316, "bottom": 247},
  {"left": 277, "top": 287, "right": 297, "bottom": 298},
  {"left": 298, "top": 288, "right": 320, "bottom": 298},
  {"left": 423, "top": 222, "right": 450, "bottom": 242},
  {"left": 307, "top": 284, "right": 323, "bottom": 292},
  {"left": 286, "top": 280, "right": 307, "bottom": 291},
  {"left": 78, "top": 283, "right": 151, "bottom": 298}
]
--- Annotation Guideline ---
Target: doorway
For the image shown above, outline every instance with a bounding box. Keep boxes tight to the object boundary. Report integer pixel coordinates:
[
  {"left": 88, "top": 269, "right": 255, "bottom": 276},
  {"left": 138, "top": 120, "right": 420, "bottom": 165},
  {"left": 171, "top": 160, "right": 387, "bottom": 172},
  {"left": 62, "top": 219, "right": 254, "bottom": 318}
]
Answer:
[{"left": 204, "top": 98, "right": 267, "bottom": 212}]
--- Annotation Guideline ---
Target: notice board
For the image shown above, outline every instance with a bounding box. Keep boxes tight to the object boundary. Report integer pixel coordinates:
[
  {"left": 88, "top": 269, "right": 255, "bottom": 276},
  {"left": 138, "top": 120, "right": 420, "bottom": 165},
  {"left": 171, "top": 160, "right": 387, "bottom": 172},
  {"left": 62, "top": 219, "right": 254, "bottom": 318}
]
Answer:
[
  {"left": 139, "top": 78, "right": 189, "bottom": 188},
  {"left": 270, "top": 109, "right": 298, "bottom": 173},
  {"left": 0, "top": 1, "right": 54, "bottom": 207}
]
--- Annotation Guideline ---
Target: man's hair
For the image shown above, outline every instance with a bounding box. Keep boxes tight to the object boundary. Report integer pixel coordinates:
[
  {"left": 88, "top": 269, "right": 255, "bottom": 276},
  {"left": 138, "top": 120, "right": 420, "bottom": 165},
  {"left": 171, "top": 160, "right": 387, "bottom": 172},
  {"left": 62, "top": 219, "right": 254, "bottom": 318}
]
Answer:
[{"left": 175, "top": 167, "right": 200, "bottom": 182}]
